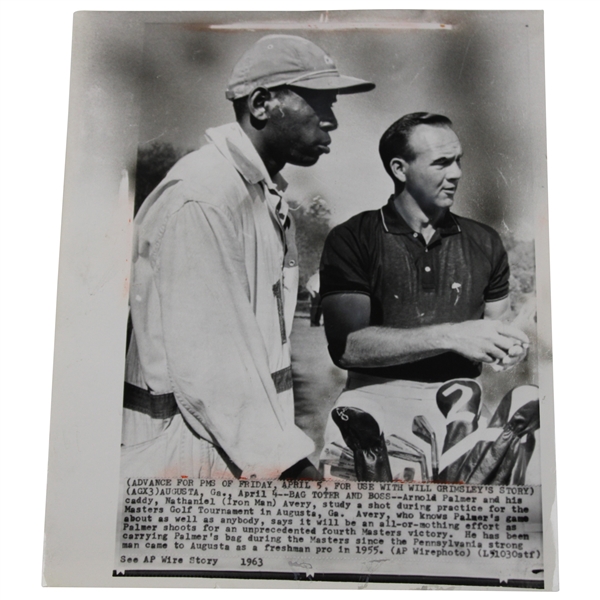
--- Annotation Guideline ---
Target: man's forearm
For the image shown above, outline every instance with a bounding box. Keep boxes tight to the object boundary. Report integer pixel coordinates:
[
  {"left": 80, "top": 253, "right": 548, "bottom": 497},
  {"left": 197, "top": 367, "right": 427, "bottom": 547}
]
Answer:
[
  {"left": 338, "top": 319, "right": 530, "bottom": 369},
  {"left": 339, "top": 324, "right": 453, "bottom": 369}
]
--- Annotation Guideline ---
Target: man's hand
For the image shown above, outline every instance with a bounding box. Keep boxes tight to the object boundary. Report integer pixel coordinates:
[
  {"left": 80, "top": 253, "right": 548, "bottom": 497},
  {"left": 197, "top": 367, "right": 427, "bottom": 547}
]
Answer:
[
  {"left": 490, "top": 341, "right": 529, "bottom": 371},
  {"left": 279, "top": 458, "right": 322, "bottom": 480},
  {"left": 483, "top": 295, "right": 534, "bottom": 371},
  {"left": 446, "top": 319, "right": 530, "bottom": 365}
]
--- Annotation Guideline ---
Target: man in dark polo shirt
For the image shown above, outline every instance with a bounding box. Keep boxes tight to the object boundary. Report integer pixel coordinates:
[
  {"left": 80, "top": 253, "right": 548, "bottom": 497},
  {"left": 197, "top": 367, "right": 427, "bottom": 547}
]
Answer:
[{"left": 318, "top": 112, "right": 530, "bottom": 482}]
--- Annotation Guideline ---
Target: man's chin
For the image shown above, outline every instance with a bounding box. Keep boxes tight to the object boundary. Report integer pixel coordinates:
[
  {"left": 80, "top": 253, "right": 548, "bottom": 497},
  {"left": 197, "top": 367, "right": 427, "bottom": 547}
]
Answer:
[
  {"left": 438, "top": 195, "right": 455, "bottom": 207},
  {"left": 288, "top": 155, "right": 321, "bottom": 167}
]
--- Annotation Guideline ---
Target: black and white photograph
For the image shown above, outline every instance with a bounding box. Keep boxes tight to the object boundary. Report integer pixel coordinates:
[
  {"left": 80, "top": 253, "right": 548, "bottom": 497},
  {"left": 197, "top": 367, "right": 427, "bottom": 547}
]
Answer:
[
  {"left": 120, "top": 19, "right": 545, "bottom": 491},
  {"left": 2, "top": 4, "right": 564, "bottom": 593}
]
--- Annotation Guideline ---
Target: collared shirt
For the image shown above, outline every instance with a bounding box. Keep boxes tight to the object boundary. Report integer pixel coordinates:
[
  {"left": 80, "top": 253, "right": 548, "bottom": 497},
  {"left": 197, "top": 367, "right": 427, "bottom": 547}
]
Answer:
[
  {"left": 320, "top": 196, "right": 509, "bottom": 382},
  {"left": 124, "top": 122, "right": 314, "bottom": 478}
]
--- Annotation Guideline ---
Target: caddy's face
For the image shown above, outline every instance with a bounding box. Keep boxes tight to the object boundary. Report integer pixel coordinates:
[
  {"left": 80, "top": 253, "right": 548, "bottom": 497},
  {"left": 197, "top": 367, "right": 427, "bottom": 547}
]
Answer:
[
  {"left": 403, "top": 124, "right": 463, "bottom": 214},
  {"left": 267, "top": 87, "right": 338, "bottom": 167}
]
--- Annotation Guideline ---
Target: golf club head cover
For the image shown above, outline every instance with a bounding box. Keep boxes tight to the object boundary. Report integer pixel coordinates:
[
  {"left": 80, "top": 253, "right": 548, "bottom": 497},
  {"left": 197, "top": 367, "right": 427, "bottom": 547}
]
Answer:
[
  {"left": 436, "top": 379, "right": 482, "bottom": 453},
  {"left": 510, "top": 432, "right": 536, "bottom": 485},
  {"left": 460, "top": 385, "right": 540, "bottom": 484},
  {"left": 331, "top": 406, "right": 392, "bottom": 482},
  {"left": 412, "top": 415, "right": 439, "bottom": 480}
]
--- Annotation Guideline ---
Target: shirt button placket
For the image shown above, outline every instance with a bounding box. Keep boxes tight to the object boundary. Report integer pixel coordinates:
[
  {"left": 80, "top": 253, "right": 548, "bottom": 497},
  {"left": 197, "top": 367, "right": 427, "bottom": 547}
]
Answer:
[{"left": 422, "top": 247, "right": 435, "bottom": 290}]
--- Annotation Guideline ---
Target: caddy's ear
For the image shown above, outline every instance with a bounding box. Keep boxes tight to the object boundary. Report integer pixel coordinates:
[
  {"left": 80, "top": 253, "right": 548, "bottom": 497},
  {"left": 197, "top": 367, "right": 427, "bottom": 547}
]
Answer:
[
  {"left": 390, "top": 157, "right": 408, "bottom": 183},
  {"left": 247, "top": 87, "right": 272, "bottom": 122}
]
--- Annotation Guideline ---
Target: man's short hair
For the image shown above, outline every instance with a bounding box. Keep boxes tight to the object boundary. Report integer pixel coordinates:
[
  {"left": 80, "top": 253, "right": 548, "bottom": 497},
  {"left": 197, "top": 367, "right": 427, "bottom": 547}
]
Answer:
[{"left": 379, "top": 112, "right": 453, "bottom": 178}]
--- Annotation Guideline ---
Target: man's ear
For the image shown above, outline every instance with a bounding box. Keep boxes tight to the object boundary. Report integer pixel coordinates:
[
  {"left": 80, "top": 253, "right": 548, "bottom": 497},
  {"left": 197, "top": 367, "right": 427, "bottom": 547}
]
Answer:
[
  {"left": 390, "top": 157, "right": 408, "bottom": 183},
  {"left": 247, "top": 87, "right": 272, "bottom": 122}
]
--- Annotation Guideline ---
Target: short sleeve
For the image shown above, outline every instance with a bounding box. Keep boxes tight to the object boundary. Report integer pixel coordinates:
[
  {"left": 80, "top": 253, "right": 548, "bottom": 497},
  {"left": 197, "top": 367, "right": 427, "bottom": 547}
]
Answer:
[
  {"left": 484, "top": 231, "right": 510, "bottom": 301},
  {"left": 320, "top": 218, "right": 371, "bottom": 298}
]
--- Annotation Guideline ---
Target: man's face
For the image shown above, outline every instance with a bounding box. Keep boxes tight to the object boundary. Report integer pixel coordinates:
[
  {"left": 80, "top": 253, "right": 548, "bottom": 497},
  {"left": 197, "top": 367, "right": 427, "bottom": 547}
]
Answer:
[
  {"left": 402, "top": 124, "right": 463, "bottom": 214},
  {"left": 266, "top": 87, "right": 338, "bottom": 167}
]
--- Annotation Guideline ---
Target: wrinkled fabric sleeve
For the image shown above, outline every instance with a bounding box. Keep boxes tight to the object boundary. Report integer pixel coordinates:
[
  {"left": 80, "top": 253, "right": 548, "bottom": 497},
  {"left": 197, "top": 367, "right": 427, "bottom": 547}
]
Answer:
[
  {"left": 483, "top": 230, "right": 510, "bottom": 302},
  {"left": 153, "top": 200, "right": 313, "bottom": 479}
]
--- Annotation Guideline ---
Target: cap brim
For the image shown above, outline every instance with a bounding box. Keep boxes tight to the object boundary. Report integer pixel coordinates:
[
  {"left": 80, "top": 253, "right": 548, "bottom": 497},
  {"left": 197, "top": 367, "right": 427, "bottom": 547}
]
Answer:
[{"left": 289, "top": 74, "right": 375, "bottom": 94}]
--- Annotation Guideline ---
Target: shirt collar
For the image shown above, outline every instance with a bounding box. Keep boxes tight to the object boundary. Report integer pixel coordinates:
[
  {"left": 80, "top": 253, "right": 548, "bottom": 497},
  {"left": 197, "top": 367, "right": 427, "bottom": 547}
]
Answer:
[
  {"left": 204, "top": 122, "right": 288, "bottom": 196},
  {"left": 380, "top": 195, "right": 461, "bottom": 237}
]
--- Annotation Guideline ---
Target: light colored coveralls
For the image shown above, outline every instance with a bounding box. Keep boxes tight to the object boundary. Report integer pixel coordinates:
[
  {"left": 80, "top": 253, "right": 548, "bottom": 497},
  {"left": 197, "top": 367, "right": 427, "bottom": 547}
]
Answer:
[{"left": 122, "top": 123, "right": 314, "bottom": 480}]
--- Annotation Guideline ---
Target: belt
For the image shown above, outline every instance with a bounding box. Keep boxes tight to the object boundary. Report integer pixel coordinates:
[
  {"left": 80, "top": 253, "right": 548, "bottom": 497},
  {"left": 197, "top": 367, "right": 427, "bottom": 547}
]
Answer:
[
  {"left": 123, "top": 366, "right": 293, "bottom": 419},
  {"left": 123, "top": 382, "right": 178, "bottom": 419}
]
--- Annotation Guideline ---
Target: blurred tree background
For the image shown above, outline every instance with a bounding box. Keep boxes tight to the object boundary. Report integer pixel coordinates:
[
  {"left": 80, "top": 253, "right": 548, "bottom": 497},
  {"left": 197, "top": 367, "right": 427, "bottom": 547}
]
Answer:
[
  {"left": 503, "top": 233, "right": 536, "bottom": 316},
  {"left": 134, "top": 141, "right": 193, "bottom": 214},
  {"left": 291, "top": 196, "right": 331, "bottom": 282}
]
